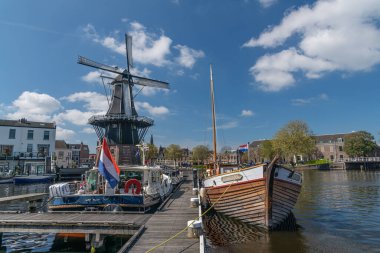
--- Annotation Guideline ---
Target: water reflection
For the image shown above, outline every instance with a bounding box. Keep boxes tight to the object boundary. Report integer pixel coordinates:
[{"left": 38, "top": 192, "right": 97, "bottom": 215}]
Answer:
[
  {"left": 0, "top": 182, "right": 50, "bottom": 211},
  {"left": 204, "top": 170, "right": 380, "bottom": 253},
  {"left": 0, "top": 232, "right": 129, "bottom": 253}
]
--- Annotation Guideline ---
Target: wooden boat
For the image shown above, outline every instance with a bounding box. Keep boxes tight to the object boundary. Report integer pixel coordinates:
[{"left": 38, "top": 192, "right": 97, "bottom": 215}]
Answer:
[{"left": 202, "top": 65, "right": 302, "bottom": 230}]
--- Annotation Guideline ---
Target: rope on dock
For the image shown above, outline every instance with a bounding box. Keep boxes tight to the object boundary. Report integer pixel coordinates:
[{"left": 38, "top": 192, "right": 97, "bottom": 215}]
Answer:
[{"left": 145, "top": 182, "right": 234, "bottom": 253}]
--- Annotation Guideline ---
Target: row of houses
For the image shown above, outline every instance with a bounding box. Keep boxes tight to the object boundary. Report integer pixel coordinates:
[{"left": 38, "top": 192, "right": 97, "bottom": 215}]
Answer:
[
  {"left": 0, "top": 118, "right": 94, "bottom": 175},
  {"left": 1, "top": 118, "right": 377, "bottom": 173},
  {"left": 156, "top": 132, "right": 379, "bottom": 165}
]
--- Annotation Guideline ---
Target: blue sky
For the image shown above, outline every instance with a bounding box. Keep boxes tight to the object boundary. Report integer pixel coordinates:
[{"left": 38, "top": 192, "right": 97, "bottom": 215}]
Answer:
[{"left": 1, "top": 0, "right": 380, "bottom": 153}]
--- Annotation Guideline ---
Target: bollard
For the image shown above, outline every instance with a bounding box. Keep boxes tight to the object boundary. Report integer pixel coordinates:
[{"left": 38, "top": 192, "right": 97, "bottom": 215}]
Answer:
[
  {"left": 192, "top": 187, "right": 199, "bottom": 196},
  {"left": 187, "top": 220, "right": 202, "bottom": 238},
  {"left": 190, "top": 197, "right": 199, "bottom": 207}
]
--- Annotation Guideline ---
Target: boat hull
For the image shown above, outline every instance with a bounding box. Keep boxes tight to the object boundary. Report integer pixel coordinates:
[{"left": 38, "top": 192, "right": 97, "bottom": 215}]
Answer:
[
  {"left": 48, "top": 194, "right": 160, "bottom": 211},
  {"left": 203, "top": 165, "right": 302, "bottom": 230},
  {"left": 14, "top": 175, "right": 55, "bottom": 184}
]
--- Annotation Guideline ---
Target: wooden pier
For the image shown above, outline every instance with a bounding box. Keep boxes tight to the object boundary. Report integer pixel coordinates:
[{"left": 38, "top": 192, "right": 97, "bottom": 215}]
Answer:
[
  {"left": 124, "top": 171, "right": 201, "bottom": 253},
  {"left": 0, "top": 212, "right": 149, "bottom": 235}
]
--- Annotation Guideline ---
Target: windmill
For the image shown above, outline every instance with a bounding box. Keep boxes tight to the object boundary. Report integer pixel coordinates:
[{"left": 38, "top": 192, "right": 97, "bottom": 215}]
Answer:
[{"left": 78, "top": 34, "right": 169, "bottom": 149}]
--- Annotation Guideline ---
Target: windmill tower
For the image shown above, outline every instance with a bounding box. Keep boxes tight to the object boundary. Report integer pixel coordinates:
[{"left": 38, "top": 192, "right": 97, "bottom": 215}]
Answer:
[{"left": 78, "top": 34, "right": 169, "bottom": 165}]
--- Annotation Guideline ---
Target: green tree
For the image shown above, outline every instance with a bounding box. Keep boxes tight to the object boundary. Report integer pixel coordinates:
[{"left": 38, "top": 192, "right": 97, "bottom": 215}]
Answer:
[
  {"left": 344, "top": 131, "right": 376, "bottom": 157},
  {"left": 192, "top": 145, "right": 210, "bottom": 165},
  {"left": 145, "top": 144, "right": 158, "bottom": 164},
  {"left": 272, "top": 120, "right": 315, "bottom": 162},
  {"left": 164, "top": 144, "right": 182, "bottom": 167},
  {"left": 259, "top": 140, "right": 274, "bottom": 161}
]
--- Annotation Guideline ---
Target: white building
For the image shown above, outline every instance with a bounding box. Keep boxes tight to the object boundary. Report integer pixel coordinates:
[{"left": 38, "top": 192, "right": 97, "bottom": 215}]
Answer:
[{"left": 0, "top": 118, "right": 56, "bottom": 174}]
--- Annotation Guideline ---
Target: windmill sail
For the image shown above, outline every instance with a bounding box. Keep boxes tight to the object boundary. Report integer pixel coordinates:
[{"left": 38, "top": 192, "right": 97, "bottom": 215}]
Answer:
[{"left": 126, "top": 34, "right": 133, "bottom": 71}]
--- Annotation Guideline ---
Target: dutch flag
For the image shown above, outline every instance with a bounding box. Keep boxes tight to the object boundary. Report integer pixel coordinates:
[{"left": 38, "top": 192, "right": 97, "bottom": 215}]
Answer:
[
  {"left": 238, "top": 143, "right": 249, "bottom": 152},
  {"left": 98, "top": 138, "right": 120, "bottom": 188}
]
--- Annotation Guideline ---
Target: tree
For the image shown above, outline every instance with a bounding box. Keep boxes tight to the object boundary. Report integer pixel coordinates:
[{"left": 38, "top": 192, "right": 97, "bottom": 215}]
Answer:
[
  {"left": 164, "top": 144, "right": 182, "bottom": 167},
  {"left": 259, "top": 140, "right": 275, "bottom": 161},
  {"left": 220, "top": 146, "right": 232, "bottom": 154},
  {"left": 145, "top": 144, "right": 158, "bottom": 165},
  {"left": 344, "top": 131, "right": 376, "bottom": 157},
  {"left": 272, "top": 120, "right": 315, "bottom": 162},
  {"left": 192, "top": 145, "right": 210, "bottom": 164}
]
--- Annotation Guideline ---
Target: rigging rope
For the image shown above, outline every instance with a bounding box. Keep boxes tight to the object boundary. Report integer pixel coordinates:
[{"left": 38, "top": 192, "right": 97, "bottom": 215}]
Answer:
[{"left": 145, "top": 180, "right": 234, "bottom": 253}]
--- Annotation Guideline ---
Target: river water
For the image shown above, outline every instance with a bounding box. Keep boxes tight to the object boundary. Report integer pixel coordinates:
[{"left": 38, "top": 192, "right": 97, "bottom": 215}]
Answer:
[
  {"left": 1, "top": 170, "right": 379, "bottom": 252},
  {"left": 205, "top": 169, "right": 380, "bottom": 253}
]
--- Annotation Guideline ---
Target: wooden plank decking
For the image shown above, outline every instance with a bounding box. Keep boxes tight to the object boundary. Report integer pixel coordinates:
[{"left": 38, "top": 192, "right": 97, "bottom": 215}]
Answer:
[
  {"left": 0, "top": 212, "right": 150, "bottom": 235},
  {"left": 0, "top": 193, "right": 47, "bottom": 204},
  {"left": 127, "top": 172, "right": 200, "bottom": 253}
]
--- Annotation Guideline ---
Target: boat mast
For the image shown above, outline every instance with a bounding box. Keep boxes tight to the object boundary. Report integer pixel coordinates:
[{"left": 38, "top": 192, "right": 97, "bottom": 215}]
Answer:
[{"left": 210, "top": 64, "right": 218, "bottom": 173}]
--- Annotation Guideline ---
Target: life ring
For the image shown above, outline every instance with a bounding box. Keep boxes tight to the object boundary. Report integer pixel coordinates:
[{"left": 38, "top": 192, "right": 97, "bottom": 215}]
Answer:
[{"left": 124, "top": 179, "right": 142, "bottom": 195}]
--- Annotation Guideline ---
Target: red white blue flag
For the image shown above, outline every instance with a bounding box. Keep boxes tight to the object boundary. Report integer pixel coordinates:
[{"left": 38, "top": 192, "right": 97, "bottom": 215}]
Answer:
[
  {"left": 238, "top": 143, "right": 249, "bottom": 152},
  {"left": 98, "top": 138, "right": 120, "bottom": 188}
]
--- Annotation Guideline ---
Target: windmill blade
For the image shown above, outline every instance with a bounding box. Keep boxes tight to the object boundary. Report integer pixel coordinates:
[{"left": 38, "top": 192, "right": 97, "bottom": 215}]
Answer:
[
  {"left": 78, "top": 56, "right": 123, "bottom": 75},
  {"left": 132, "top": 76, "right": 170, "bottom": 89},
  {"left": 125, "top": 34, "right": 133, "bottom": 71}
]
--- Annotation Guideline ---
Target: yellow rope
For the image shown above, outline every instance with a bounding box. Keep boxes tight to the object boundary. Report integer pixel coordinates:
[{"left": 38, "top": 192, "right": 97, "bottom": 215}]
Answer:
[{"left": 145, "top": 182, "right": 234, "bottom": 253}]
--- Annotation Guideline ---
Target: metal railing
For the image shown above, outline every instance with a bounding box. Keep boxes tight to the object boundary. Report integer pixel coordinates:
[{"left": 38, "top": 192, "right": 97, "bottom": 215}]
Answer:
[
  {"left": 338, "top": 157, "right": 380, "bottom": 162},
  {"left": 0, "top": 152, "right": 48, "bottom": 160}
]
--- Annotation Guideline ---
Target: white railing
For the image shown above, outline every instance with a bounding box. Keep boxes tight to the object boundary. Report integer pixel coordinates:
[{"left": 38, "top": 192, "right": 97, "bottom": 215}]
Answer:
[{"left": 340, "top": 157, "right": 380, "bottom": 162}]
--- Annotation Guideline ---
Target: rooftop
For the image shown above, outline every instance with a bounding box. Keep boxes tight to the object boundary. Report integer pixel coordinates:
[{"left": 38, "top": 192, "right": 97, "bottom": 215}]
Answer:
[{"left": 0, "top": 118, "right": 56, "bottom": 129}]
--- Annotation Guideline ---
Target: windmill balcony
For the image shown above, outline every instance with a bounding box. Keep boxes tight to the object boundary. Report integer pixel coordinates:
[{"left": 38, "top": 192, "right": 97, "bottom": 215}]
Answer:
[{"left": 88, "top": 114, "right": 153, "bottom": 127}]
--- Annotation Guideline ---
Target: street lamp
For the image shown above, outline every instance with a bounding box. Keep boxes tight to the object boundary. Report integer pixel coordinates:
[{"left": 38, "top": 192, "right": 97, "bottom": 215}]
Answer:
[{"left": 136, "top": 143, "right": 148, "bottom": 166}]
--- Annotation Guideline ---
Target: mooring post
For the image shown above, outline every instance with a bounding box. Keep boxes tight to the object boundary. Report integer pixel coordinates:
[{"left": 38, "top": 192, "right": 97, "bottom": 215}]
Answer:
[{"left": 192, "top": 169, "right": 197, "bottom": 188}]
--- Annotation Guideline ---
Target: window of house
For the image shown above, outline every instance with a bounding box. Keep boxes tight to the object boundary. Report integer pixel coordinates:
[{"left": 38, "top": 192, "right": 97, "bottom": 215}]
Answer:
[
  {"left": 43, "top": 131, "right": 49, "bottom": 140},
  {"left": 37, "top": 144, "right": 50, "bottom": 156},
  {"left": 58, "top": 151, "right": 64, "bottom": 159},
  {"left": 339, "top": 146, "right": 343, "bottom": 151},
  {"left": 27, "top": 144, "right": 33, "bottom": 153},
  {"left": 340, "top": 155, "right": 344, "bottom": 159},
  {"left": 1, "top": 145, "right": 13, "bottom": 156},
  {"left": 330, "top": 155, "right": 334, "bottom": 160},
  {"left": 9, "top": 129, "right": 16, "bottom": 139},
  {"left": 27, "top": 130, "right": 34, "bottom": 140}
]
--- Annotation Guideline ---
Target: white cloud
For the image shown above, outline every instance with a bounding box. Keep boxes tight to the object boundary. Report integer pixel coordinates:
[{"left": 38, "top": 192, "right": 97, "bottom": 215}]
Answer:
[
  {"left": 62, "top": 92, "right": 108, "bottom": 113},
  {"left": 251, "top": 48, "right": 337, "bottom": 91},
  {"left": 81, "top": 127, "right": 95, "bottom": 134},
  {"left": 135, "top": 101, "right": 169, "bottom": 116},
  {"left": 258, "top": 0, "right": 277, "bottom": 8},
  {"left": 291, "top": 93, "right": 329, "bottom": 106},
  {"left": 56, "top": 127, "right": 76, "bottom": 140},
  {"left": 81, "top": 70, "right": 102, "bottom": 84},
  {"left": 6, "top": 91, "right": 61, "bottom": 121},
  {"left": 174, "top": 45, "right": 205, "bottom": 68},
  {"left": 244, "top": 0, "right": 380, "bottom": 91},
  {"left": 241, "top": 110, "right": 254, "bottom": 117},
  {"left": 82, "top": 21, "right": 204, "bottom": 69},
  {"left": 218, "top": 121, "right": 238, "bottom": 130},
  {"left": 54, "top": 109, "right": 95, "bottom": 126}
]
